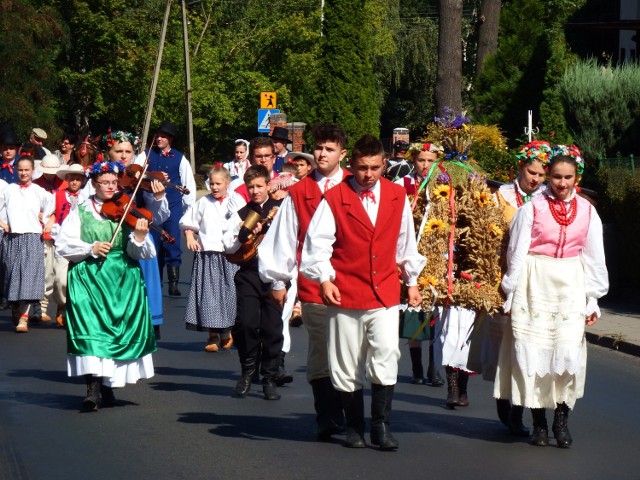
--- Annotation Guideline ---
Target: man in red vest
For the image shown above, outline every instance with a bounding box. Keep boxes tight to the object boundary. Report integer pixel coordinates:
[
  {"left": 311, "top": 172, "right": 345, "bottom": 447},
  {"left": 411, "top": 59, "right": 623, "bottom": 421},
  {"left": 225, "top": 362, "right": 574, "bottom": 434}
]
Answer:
[
  {"left": 259, "top": 123, "right": 349, "bottom": 441},
  {"left": 300, "top": 134, "right": 425, "bottom": 451}
]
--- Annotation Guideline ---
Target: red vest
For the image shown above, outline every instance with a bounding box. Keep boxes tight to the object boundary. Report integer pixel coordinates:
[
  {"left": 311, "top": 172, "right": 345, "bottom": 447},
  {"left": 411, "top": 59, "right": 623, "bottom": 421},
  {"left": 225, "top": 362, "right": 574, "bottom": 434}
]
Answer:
[
  {"left": 323, "top": 178, "right": 405, "bottom": 309},
  {"left": 289, "top": 169, "right": 350, "bottom": 304}
]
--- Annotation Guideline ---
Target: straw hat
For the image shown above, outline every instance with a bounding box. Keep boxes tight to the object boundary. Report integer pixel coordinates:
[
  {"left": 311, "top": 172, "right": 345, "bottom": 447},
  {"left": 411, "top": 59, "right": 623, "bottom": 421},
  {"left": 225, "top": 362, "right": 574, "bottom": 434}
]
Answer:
[
  {"left": 285, "top": 151, "right": 316, "bottom": 168},
  {"left": 57, "top": 163, "right": 86, "bottom": 180},
  {"left": 36, "top": 154, "right": 62, "bottom": 174}
]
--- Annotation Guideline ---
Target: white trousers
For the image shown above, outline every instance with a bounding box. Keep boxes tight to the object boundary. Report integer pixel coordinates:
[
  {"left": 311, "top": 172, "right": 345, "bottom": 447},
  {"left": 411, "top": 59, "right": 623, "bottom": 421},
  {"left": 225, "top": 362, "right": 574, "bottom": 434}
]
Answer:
[
  {"left": 328, "top": 306, "right": 400, "bottom": 392},
  {"left": 280, "top": 278, "right": 297, "bottom": 353},
  {"left": 42, "top": 240, "right": 68, "bottom": 313}
]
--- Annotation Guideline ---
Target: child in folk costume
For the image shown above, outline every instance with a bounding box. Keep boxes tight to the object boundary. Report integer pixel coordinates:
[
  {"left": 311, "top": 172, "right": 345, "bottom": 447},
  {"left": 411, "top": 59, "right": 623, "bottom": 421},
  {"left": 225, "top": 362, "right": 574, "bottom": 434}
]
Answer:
[
  {"left": 494, "top": 145, "right": 608, "bottom": 448},
  {"left": 259, "top": 123, "right": 349, "bottom": 440},
  {"left": 0, "top": 157, "right": 54, "bottom": 332},
  {"left": 473, "top": 141, "right": 549, "bottom": 436},
  {"left": 47, "top": 163, "right": 89, "bottom": 327},
  {"left": 56, "top": 160, "right": 157, "bottom": 412},
  {"left": 300, "top": 135, "right": 426, "bottom": 451},
  {"left": 396, "top": 142, "right": 445, "bottom": 387},
  {"left": 224, "top": 139, "right": 251, "bottom": 193},
  {"left": 180, "top": 166, "right": 240, "bottom": 352}
]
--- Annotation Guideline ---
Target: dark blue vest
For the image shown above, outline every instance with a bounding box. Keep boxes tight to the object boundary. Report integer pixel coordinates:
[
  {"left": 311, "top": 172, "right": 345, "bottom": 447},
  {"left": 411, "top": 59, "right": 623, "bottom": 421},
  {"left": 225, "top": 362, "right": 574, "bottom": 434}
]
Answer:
[{"left": 146, "top": 147, "right": 183, "bottom": 210}]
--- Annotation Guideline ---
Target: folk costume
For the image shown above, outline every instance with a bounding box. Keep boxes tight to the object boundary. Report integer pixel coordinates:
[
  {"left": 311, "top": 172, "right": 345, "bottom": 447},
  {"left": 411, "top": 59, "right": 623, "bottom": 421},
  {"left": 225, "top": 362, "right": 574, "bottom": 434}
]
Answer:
[
  {"left": 179, "top": 192, "right": 240, "bottom": 338},
  {"left": 494, "top": 146, "right": 608, "bottom": 447},
  {"left": 259, "top": 167, "right": 348, "bottom": 439},
  {"left": 223, "top": 196, "right": 284, "bottom": 400},
  {"left": 301, "top": 176, "right": 425, "bottom": 450},
  {"left": 56, "top": 161, "right": 157, "bottom": 411}
]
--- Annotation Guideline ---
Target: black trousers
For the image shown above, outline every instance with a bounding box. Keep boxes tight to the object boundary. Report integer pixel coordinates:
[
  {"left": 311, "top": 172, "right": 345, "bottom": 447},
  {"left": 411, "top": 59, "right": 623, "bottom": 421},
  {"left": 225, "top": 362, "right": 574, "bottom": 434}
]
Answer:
[{"left": 232, "top": 269, "right": 284, "bottom": 379}]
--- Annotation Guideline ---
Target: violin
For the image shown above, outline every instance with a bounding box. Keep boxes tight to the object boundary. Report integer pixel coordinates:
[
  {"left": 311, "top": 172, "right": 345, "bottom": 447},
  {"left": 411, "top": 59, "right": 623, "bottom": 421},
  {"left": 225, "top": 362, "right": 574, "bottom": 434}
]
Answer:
[
  {"left": 101, "top": 191, "right": 176, "bottom": 244},
  {"left": 118, "top": 164, "right": 190, "bottom": 195}
]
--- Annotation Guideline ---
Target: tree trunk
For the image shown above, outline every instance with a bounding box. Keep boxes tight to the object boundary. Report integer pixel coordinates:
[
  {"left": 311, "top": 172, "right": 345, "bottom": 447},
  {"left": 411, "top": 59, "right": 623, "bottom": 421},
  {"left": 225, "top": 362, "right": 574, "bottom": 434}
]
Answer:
[
  {"left": 475, "top": 0, "right": 501, "bottom": 78},
  {"left": 436, "top": 0, "right": 463, "bottom": 115}
]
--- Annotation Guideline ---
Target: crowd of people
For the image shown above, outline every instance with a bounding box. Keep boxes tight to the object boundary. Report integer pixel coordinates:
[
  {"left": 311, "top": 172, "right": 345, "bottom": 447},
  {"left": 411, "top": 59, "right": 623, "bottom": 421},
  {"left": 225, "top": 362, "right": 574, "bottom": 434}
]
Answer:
[{"left": 0, "top": 120, "right": 608, "bottom": 452}]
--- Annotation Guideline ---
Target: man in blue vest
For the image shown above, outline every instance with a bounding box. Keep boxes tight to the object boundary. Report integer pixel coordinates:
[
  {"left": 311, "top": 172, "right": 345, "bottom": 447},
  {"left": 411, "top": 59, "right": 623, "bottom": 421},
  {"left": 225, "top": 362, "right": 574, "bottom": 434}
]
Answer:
[{"left": 145, "top": 120, "right": 196, "bottom": 295}]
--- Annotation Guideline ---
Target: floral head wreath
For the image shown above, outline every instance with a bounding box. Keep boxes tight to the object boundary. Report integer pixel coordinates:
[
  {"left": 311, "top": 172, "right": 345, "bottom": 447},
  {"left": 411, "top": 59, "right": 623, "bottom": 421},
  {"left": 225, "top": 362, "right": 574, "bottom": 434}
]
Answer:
[
  {"left": 550, "top": 144, "right": 585, "bottom": 175},
  {"left": 86, "top": 160, "right": 126, "bottom": 179},
  {"left": 104, "top": 130, "right": 135, "bottom": 149},
  {"left": 406, "top": 142, "right": 444, "bottom": 160},
  {"left": 515, "top": 140, "right": 552, "bottom": 168}
]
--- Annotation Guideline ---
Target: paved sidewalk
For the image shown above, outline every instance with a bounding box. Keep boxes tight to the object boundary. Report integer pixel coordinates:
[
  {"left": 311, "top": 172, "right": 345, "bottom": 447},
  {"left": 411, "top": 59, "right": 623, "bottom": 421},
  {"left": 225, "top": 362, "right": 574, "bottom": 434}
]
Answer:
[{"left": 587, "top": 303, "right": 640, "bottom": 357}]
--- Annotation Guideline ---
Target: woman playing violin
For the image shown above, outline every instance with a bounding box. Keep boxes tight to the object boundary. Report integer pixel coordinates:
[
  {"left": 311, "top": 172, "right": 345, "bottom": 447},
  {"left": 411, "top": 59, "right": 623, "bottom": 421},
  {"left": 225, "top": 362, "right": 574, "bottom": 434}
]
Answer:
[{"left": 56, "top": 160, "right": 157, "bottom": 412}]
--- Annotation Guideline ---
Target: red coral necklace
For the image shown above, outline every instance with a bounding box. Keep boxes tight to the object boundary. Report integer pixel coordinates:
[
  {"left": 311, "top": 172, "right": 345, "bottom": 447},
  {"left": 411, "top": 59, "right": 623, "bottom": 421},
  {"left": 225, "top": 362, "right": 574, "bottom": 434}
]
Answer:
[{"left": 546, "top": 195, "right": 577, "bottom": 226}]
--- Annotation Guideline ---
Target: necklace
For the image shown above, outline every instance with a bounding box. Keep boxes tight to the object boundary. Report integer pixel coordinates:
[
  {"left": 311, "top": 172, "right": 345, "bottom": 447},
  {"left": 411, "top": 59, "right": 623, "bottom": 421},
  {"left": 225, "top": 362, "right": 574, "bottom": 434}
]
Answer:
[
  {"left": 514, "top": 183, "right": 531, "bottom": 207},
  {"left": 546, "top": 195, "right": 577, "bottom": 226}
]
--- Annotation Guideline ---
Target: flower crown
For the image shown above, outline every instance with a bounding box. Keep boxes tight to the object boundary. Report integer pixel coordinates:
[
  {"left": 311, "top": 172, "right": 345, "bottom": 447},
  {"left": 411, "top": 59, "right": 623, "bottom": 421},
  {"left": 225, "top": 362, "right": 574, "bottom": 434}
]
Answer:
[
  {"left": 515, "top": 140, "right": 552, "bottom": 167},
  {"left": 551, "top": 144, "right": 585, "bottom": 175},
  {"left": 406, "top": 142, "right": 444, "bottom": 160},
  {"left": 104, "top": 130, "right": 135, "bottom": 149},
  {"left": 86, "top": 160, "right": 126, "bottom": 179}
]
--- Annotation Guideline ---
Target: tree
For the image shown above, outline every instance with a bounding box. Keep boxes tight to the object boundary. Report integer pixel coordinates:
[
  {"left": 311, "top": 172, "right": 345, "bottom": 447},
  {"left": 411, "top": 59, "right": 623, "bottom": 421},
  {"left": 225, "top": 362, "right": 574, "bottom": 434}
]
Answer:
[
  {"left": 436, "top": 0, "right": 463, "bottom": 114},
  {"left": 310, "top": 0, "right": 380, "bottom": 143},
  {"left": 475, "top": 0, "right": 501, "bottom": 78}
]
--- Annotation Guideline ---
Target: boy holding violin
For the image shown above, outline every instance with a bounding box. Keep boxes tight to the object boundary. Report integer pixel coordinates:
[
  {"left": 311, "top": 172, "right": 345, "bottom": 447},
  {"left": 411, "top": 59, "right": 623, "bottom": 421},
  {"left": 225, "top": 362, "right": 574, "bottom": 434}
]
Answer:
[{"left": 56, "top": 160, "right": 158, "bottom": 412}]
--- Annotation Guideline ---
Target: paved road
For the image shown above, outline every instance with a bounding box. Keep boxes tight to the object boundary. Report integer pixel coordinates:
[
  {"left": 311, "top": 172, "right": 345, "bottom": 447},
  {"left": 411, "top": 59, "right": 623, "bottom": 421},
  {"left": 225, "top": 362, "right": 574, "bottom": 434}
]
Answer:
[{"left": 1, "top": 257, "right": 640, "bottom": 479}]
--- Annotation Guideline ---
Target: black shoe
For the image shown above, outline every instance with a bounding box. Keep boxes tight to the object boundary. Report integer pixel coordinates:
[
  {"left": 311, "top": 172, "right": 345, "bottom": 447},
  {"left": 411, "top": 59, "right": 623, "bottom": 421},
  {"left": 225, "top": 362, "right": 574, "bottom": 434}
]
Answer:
[
  {"left": 100, "top": 384, "right": 117, "bottom": 408},
  {"left": 167, "top": 266, "right": 182, "bottom": 296},
  {"left": 370, "top": 424, "right": 399, "bottom": 451},
  {"left": 344, "top": 428, "right": 366, "bottom": 448},
  {"left": 275, "top": 351, "right": 293, "bottom": 386},
  {"left": 340, "top": 390, "right": 366, "bottom": 448},
  {"left": 445, "top": 367, "right": 459, "bottom": 409},
  {"left": 311, "top": 377, "right": 345, "bottom": 441},
  {"left": 235, "top": 374, "right": 252, "bottom": 397},
  {"left": 410, "top": 377, "right": 426, "bottom": 385},
  {"left": 426, "top": 370, "right": 445, "bottom": 387},
  {"left": 552, "top": 404, "right": 573, "bottom": 448},
  {"left": 82, "top": 375, "right": 100, "bottom": 412},
  {"left": 508, "top": 405, "right": 530, "bottom": 437},
  {"left": 262, "top": 379, "right": 281, "bottom": 400},
  {"left": 530, "top": 426, "right": 549, "bottom": 446},
  {"left": 496, "top": 399, "right": 511, "bottom": 426},
  {"left": 370, "top": 384, "right": 399, "bottom": 451}
]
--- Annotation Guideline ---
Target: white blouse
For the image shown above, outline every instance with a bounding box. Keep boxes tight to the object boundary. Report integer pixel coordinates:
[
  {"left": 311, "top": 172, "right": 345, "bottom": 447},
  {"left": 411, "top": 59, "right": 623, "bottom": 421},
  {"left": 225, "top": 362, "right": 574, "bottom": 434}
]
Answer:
[
  {"left": 501, "top": 190, "right": 609, "bottom": 317},
  {"left": 55, "top": 197, "right": 156, "bottom": 263},
  {"left": 179, "top": 192, "right": 240, "bottom": 252},
  {"left": 300, "top": 178, "right": 426, "bottom": 287},
  {"left": 497, "top": 180, "right": 546, "bottom": 209},
  {"left": 0, "top": 183, "right": 54, "bottom": 234},
  {"left": 258, "top": 169, "right": 346, "bottom": 291}
]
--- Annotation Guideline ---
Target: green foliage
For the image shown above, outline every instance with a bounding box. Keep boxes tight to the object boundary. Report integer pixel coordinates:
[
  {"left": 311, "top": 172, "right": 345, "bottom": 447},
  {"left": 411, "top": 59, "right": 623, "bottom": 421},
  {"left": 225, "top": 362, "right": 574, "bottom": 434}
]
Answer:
[{"left": 557, "top": 59, "right": 640, "bottom": 160}]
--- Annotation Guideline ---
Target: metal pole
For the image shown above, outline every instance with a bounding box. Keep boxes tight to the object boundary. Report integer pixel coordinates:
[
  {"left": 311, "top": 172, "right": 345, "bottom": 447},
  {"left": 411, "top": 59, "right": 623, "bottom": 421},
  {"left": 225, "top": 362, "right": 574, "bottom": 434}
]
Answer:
[
  {"left": 140, "top": 0, "right": 172, "bottom": 152},
  {"left": 181, "top": 0, "right": 196, "bottom": 172}
]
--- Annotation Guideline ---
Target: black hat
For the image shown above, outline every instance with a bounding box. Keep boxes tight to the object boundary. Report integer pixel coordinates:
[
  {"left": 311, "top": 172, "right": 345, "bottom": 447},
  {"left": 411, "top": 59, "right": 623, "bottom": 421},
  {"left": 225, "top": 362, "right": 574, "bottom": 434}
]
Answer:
[
  {"left": 0, "top": 126, "right": 18, "bottom": 146},
  {"left": 156, "top": 120, "right": 178, "bottom": 138},
  {"left": 393, "top": 139, "right": 409, "bottom": 151},
  {"left": 269, "top": 126, "right": 290, "bottom": 143}
]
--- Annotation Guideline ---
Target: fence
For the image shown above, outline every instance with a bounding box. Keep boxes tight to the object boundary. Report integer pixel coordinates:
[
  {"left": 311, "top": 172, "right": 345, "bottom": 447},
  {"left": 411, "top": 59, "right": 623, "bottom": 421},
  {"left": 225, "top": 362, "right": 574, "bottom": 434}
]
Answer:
[{"left": 598, "top": 155, "right": 638, "bottom": 174}]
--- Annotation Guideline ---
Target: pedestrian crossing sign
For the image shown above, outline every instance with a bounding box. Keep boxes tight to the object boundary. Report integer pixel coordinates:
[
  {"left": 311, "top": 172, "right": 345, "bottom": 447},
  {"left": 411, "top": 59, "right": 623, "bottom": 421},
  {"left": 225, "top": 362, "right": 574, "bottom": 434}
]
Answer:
[
  {"left": 260, "top": 92, "right": 277, "bottom": 109},
  {"left": 257, "top": 109, "right": 280, "bottom": 133}
]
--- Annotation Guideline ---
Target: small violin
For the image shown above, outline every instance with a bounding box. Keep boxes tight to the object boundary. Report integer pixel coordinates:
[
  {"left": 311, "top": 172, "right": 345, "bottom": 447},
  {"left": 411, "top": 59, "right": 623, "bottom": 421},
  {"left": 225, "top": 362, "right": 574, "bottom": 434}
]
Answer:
[
  {"left": 101, "top": 191, "right": 176, "bottom": 244},
  {"left": 119, "top": 164, "right": 190, "bottom": 195}
]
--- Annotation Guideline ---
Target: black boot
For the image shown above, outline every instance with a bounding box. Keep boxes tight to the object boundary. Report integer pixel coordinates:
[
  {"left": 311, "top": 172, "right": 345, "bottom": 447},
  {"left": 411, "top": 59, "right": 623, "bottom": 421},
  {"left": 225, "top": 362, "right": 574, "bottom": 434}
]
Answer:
[
  {"left": 370, "top": 384, "right": 399, "bottom": 451},
  {"left": 426, "top": 344, "right": 444, "bottom": 386},
  {"left": 275, "top": 351, "right": 293, "bottom": 386},
  {"left": 262, "top": 357, "right": 281, "bottom": 400},
  {"left": 552, "top": 403, "right": 573, "bottom": 448},
  {"left": 235, "top": 351, "right": 258, "bottom": 397},
  {"left": 310, "top": 377, "right": 345, "bottom": 441},
  {"left": 167, "top": 266, "right": 181, "bottom": 296},
  {"left": 508, "top": 405, "right": 530, "bottom": 437},
  {"left": 409, "top": 347, "right": 425, "bottom": 384},
  {"left": 530, "top": 408, "right": 549, "bottom": 446},
  {"left": 100, "top": 381, "right": 117, "bottom": 408},
  {"left": 445, "top": 367, "right": 459, "bottom": 409},
  {"left": 340, "top": 390, "right": 366, "bottom": 448},
  {"left": 83, "top": 375, "right": 101, "bottom": 412},
  {"left": 456, "top": 371, "right": 470, "bottom": 407},
  {"left": 496, "top": 398, "right": 511, "bottom": 426}
]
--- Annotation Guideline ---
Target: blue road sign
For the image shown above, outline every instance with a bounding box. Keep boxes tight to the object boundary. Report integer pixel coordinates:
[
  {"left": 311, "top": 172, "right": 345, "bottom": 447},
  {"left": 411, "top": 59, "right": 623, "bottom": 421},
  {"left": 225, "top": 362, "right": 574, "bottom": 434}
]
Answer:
[{"left": 257, "top": 109, "right": 280, "bottom": 133}]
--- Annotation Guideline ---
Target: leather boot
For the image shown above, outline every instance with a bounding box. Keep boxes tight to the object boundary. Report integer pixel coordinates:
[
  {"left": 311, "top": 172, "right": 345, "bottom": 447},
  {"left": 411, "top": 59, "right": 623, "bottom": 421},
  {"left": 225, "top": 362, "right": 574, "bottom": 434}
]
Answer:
[
  {"left": 456, "top": 371, "right": 470, "bottom": 407},
  {"left": 508, "top": 405, "right": 530, "bottom": 437},
  {"left": 445, "top": 367, "right": 459, "bottom": 409},
  {"left": 409, "top": 347, "right": 425, "bottom": 384},
  {"left": 100, "top": 381, "right": 117, "bottom": 408},
  {"left": 262, "top": 357, "right": 281, "bottom": 400},
  {"left": 370, "top": 384, "right": 399, "bottom": 451},
  {"left": 310, "top": 377, "right": 345, "bottom": 441},
  {"left": 235, "top": 351, "right": 258, "bottom": 397},
  {"left": 426, "top": 344, "right": 444, "bottom": 386},
  {"left": 340, "top": 390, "right": 366, "bottom": 448},
  {"left": 275, "top": 351, "right": 293, "bottom": 386},
  {"left": 496, "top": 399, "right": 511, "bottom": 426},
  {"left": 552, "top": 403, "right": 573, "bottom": 448},
  {"left": 167, "top": 266, "right": 181, "bottom": 296},
  {"left": 530, "top": 408, "right": 549, "bottom": 446},
  {"left": 83, "top": 375, "right": 101, "bottom": 412}
]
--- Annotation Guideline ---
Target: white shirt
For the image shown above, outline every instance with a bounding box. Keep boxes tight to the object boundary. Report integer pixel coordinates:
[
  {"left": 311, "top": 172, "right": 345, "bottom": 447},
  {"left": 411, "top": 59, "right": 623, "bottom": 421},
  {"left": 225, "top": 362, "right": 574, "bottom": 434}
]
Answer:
[
  {"left": 501, "top": 190, "right": 608, "bottom": 317},
  {"left": 300, "top": 178, "right": 426, "bottom": 287},
  {"left": 497, "top": 180, "right": 546, "bottom": 209},
  {"left": 258, "top": 169, "right": 346, "bottom": 291},
  {"left": 179, "top": 192, "right": 240, "bottom": 252},
  {"left": 55, "top": 197, "right": 156, "bottom": 263},
  {"left": 0, "top": 183, "right": 54, "bottom": 234}
]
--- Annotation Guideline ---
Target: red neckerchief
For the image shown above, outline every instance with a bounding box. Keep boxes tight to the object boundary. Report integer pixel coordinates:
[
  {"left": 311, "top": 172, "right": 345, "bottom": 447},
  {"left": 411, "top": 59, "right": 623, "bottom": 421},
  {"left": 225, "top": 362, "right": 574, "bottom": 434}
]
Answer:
[
  {"left": 1, "top": 163, "right": 13, "bottom": 174},
  {"left": 359, "top": 189, "right": 376, "bottom": 203},
  {"left": 19, "top": 182, "right": 31, "bottom": 189}
]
